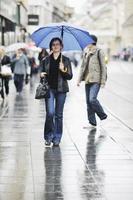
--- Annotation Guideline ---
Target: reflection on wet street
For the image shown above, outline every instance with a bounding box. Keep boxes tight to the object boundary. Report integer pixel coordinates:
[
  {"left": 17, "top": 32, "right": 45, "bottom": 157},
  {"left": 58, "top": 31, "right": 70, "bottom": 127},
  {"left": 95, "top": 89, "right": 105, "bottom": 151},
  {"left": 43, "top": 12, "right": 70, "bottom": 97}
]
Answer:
[
  {"left": 80, "top": 128, "right": 105, "bottom": 200},
  {"left": 0, "top": 61, "right": 133, "bottom": 200},
  {"left": 44, "top": 147, "right": 63, "bottom": 199}
]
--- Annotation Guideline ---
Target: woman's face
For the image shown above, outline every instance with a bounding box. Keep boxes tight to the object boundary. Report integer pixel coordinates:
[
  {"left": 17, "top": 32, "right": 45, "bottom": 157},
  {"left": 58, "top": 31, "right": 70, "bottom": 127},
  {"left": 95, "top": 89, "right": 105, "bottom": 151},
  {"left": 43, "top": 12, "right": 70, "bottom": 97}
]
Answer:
[{"left": 51, "top": 40, "right": 62, "bottom": 53}]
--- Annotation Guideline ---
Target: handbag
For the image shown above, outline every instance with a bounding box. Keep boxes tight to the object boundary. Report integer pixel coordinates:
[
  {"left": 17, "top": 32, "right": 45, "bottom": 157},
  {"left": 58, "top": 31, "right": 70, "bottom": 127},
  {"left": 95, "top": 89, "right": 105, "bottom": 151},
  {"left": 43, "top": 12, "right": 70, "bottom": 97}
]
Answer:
[
  {"left": 1, "top": 65, "right": 12, "bottom": 77},
  {"left": 35, "top": 77, "right": 50, "bottom": 99},
  {"left": 0, "top": 77, "right": 4, "bottom": 99}
]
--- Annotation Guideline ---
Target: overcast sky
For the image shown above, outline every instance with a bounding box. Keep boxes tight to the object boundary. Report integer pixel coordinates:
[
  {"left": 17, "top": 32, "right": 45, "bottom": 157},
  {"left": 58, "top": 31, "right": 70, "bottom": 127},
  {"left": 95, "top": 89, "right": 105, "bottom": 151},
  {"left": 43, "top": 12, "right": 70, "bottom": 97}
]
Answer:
[{"left": 67, "top": 0, "right": 86, "bottom": 13}]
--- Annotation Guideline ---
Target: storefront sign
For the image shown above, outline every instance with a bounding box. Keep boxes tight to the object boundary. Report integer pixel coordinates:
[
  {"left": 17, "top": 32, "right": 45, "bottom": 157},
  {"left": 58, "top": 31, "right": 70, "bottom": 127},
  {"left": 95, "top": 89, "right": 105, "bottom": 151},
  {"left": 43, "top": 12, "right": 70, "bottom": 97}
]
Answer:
[{"left": 28, "top": 15, "right": 39, "bottom": 25}]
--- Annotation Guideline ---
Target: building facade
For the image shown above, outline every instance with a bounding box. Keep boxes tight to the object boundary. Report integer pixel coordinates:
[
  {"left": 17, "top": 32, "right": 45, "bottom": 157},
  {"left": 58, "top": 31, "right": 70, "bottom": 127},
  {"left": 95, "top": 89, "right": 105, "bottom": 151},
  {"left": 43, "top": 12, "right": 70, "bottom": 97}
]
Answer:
[
  {"left": 0, "top": 0, "right": 28, "bottom": 45},
  {"left": 70, "top": 0, "right": 131, "bottom": 55},
  {"left": 16, "top": 0, "right": 29, "bottom": 42},
  {"left": 122, "top": 0, "right": 133, "bottom": 47},
  {"left": 27, "top": 0, "right": 53, "bottom": 34},
  {"left": 28, "top": 0, "right": 73, "bottom": 35},
  {"left": 86, "top": 0, "right": 133, "bottom": 53},
  {"left": 52, "top": 0, "right": 66, "bottom": 22},
  {"left": 86, "top": 0, "right": 125, "bottom": 55},
  {"left": 0, "top": 0, "right": 16, "bottom": 45}
]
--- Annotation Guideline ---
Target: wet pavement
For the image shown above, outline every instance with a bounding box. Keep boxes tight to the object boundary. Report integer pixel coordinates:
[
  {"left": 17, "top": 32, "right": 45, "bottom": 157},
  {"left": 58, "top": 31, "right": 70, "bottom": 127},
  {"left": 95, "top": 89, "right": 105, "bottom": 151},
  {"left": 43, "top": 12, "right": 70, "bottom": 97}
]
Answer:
[{"left": 0, "top": 60, "right": 133, "bottom": 200}]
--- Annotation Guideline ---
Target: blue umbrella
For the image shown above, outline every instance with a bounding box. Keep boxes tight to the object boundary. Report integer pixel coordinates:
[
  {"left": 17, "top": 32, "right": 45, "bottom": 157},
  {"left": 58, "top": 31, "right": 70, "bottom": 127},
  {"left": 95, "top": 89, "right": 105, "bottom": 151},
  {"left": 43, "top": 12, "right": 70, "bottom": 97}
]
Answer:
[{"left": 31, "top": 22, "right": 94, "bottom": 51}]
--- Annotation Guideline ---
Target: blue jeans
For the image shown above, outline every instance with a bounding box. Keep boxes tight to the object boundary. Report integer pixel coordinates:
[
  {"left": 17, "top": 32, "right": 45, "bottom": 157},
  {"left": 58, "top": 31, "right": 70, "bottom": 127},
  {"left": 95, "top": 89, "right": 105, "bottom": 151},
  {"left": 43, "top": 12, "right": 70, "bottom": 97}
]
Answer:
[
  {"left": 85, "top": 83, "right": 107, "bottom": 125},
  {"left": 44, "top": 89, "right": 66, "bottom": 143},
  {"left": 14, "top": 74, "right": 24, "bottom": 93}
]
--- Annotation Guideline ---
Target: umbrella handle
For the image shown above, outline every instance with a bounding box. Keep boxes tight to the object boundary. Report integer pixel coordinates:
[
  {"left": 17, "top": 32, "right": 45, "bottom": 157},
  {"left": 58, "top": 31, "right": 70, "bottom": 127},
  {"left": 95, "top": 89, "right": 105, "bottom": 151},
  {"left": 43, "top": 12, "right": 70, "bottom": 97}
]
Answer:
[
  {"left": 60, "top": 53, "right": 63, "bottom": 63},
  {"left": 60, "top": 53, "right": 67, "bottom": 72}
]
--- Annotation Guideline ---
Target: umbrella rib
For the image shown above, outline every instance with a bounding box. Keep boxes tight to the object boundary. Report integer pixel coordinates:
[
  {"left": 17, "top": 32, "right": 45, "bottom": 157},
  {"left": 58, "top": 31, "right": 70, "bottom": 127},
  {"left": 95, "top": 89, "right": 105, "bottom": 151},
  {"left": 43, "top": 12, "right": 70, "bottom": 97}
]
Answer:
[
  {"left": 35, "top": 27, "right": 61, "bottom": 46},
  {"left": 64, "top": 26, "right": 83, "bottom": 50},
  {"left": 38, "top": 29, "right": 62, "bottom": 47}
]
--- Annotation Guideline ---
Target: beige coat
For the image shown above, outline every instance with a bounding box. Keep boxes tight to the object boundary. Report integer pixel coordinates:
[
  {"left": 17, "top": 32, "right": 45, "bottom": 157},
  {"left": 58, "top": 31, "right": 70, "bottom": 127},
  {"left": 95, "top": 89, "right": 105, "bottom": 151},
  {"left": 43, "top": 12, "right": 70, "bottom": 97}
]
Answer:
[{"left": 78, "top": 48, "right": 107, "bottom": 85}]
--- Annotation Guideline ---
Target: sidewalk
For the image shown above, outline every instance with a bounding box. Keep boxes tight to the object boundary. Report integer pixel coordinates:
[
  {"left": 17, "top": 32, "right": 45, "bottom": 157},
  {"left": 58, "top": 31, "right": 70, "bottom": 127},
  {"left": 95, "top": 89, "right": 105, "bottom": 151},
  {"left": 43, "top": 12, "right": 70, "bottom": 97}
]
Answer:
[{"left": 0, "top": 61, "right": 133, "bottom": 200}]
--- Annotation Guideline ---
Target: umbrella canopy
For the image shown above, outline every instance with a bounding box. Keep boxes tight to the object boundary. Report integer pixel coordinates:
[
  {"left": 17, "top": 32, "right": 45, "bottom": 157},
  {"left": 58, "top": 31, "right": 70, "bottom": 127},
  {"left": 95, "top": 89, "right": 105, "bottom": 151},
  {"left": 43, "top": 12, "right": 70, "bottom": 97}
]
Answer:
[
  {"left": 6, "top": 43, "right": 28, "bottom": 53},
  {"left": 31, "top": 22, "right": 94, "bottom": 51}
]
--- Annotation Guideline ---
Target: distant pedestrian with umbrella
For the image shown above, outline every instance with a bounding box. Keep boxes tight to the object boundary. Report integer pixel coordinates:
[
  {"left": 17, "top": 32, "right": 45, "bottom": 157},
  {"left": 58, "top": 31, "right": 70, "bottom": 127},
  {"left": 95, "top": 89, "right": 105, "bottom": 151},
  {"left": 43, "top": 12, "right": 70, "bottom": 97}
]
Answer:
[{"left": 12, "top": 48, "right": 29, "bottom": 94}]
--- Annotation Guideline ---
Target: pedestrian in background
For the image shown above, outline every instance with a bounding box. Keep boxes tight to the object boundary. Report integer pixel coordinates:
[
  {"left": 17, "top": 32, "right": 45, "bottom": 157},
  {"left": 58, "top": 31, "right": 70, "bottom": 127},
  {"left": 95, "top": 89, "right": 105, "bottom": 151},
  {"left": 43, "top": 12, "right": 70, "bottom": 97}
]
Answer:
[
  {"left": 12, "top": 48, "right": 29, "bottom": 93},
  {"left": 38, "top": 48, "right": 48, "bottom": 71},
  {"left": 41, "top": 37, "right": 73, "bottom": 146},
  {"left": 77, "top": 35, "right": 107, "bottom": 128},
  {"left": 28, "top": 52, "right": 38, "bottom": 77},
  {"left": 0, "top": 48, "right": 11, "bottom": 98}
]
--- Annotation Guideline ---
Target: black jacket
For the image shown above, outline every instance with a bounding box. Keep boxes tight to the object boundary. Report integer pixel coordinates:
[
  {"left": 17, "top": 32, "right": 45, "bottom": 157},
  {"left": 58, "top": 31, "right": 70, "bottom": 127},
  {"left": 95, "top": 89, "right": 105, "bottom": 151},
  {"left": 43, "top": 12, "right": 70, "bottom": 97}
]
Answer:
[
  {"left": 42, "top": 55, "right": 73, "bottom": 92},
  {"left": 1, "top": 55, "right": 11, "bottom": 65}
]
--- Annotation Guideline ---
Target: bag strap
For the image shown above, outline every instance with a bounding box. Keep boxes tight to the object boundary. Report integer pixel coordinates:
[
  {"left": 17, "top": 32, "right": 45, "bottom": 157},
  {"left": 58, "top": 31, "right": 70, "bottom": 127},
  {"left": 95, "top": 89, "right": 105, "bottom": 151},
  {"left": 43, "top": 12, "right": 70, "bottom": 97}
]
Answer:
[
  {"left": 82, "top": 53, "right": 91, "bottom": 79},
  {"left": 97, "top": 49, "right": 102, "bottom": 70},
  {"left": 97, "top": 49, "right": 102, "bottom": 83}
]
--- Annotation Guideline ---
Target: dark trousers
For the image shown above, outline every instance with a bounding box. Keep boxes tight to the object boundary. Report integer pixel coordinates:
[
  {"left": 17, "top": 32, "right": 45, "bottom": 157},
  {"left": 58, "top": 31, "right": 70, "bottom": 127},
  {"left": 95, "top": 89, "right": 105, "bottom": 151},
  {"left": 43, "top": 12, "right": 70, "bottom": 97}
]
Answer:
[
  {"left": 44, "top": 89, "right": 66, "bottom": 143},
  {"left": 85, "top": 83, "right": 107, "bottom": 125},
  {"left": 14, "top": 74, "right": 24, "bottom": 93},
  {"left": 0, "top": 77, "right": 10, "bottom": 98},
  {"left": 3, "top": 77, "right": 9, "bottom": 95}
]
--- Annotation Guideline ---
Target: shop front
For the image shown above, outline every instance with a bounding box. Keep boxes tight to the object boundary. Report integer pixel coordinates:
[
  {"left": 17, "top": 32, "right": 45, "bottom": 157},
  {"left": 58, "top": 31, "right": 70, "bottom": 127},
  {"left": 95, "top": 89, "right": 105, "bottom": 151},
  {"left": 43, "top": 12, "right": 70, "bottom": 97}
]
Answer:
[{"left": 0, "top": 0, "right": 17, "bottom": 45}]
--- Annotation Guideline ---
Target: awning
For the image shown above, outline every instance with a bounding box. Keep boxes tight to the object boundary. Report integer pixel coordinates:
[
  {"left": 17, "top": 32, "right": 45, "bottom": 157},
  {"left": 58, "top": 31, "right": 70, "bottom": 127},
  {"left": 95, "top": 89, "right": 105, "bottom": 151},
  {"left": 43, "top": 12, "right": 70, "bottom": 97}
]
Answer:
[{"left": 0, "top": 16, "right": 16, "bottom": 32}]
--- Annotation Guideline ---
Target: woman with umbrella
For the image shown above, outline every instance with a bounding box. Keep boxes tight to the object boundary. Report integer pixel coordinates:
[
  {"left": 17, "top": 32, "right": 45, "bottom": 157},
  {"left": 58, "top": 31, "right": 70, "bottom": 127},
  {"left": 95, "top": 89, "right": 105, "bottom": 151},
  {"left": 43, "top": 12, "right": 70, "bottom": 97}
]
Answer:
[
  {"left": 41, "top": 37, "right": 73, "bottom": 146},
  {"left": 31, "top": 23, "right": 94, "bottom": 146}
]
